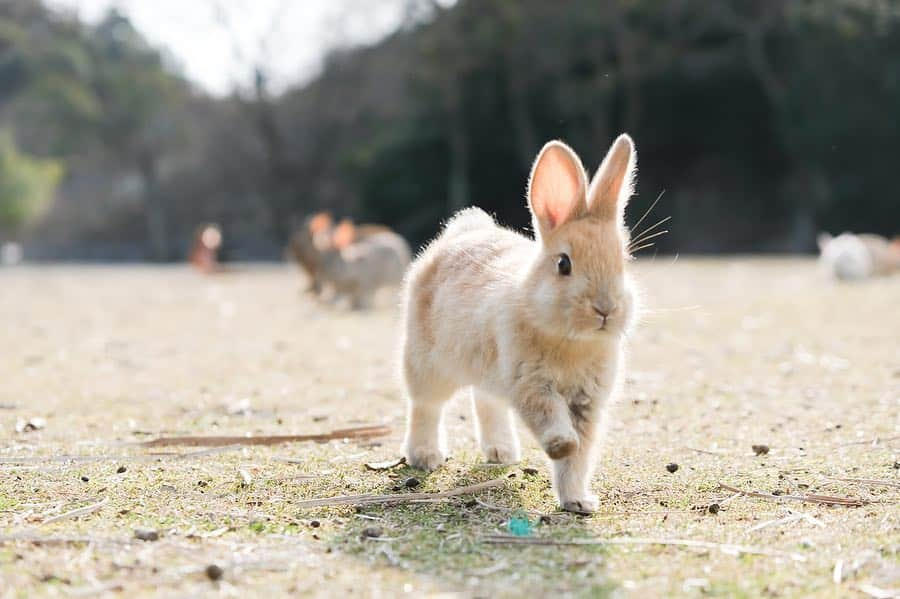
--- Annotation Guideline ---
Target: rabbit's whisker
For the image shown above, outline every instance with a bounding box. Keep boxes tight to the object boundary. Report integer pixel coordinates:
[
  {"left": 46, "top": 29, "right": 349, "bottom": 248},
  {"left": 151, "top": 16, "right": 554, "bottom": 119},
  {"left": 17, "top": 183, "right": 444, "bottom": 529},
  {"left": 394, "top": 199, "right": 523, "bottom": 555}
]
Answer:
[
  {"left": 628, "top": 229, "right": 669, "bottom": 249},
  {"left": 629, "top": 215, "right": 671, "bottom": 247},
  {"left": 629, "top": 242, "right": 656, "bottom": 254},
  {"left": 629, "top": 189, "right": 666, "bottom": 234}
]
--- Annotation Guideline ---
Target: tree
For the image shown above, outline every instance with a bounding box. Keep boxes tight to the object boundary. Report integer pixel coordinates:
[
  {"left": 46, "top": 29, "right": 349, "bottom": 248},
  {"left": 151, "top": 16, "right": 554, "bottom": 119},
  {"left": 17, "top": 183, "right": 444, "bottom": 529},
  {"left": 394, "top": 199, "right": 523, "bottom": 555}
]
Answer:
[{"left": 0, "top": 131, "right": 63, "bottom": 235}]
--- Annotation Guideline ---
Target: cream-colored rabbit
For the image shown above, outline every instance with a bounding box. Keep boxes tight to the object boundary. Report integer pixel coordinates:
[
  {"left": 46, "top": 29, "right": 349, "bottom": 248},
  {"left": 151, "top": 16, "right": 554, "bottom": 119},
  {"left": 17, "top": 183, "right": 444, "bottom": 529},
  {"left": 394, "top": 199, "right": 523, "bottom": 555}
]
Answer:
[{"left": 399, "top": 135, "right": 639, "bottom": 513}]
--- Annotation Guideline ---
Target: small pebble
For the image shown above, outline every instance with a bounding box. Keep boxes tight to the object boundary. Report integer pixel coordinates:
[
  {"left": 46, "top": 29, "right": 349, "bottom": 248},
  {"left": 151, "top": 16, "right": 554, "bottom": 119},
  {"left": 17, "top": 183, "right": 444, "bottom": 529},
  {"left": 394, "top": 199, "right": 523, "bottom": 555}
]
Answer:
[
  {"left": 707, "top": 503, "right": 720, "bottom": 515},
  {"left": 361, "top": 526, "right": 382, "bottom": 539},
  {"left": 134, "top": 528, "right": 159, "bottom": 542},
  {"left": 403, "top": 477, "right": 420, "bottom": 489},
  {"left": 666, "top": 463, "right": 679, "bottom": 473},
  {"left": 116, "top": 466, "right": 127, "bottom": 474},
  {"left": 80, "top": 476, "right": 89, "bottom": 482},
  {"left": 522, "top": 467, "right": 539, "bottom": 476},
  {"left": 197, "top": 480, "right": 208, "bottom": 487},
  {"left": 205, "top": 564, "right": 224, "bottom": 581},
  {"left": 309, "top": 520, "right": 321, "bottom": 528},
  {"left": 752, "top": 444, "right": 770, "bottom": 456}
]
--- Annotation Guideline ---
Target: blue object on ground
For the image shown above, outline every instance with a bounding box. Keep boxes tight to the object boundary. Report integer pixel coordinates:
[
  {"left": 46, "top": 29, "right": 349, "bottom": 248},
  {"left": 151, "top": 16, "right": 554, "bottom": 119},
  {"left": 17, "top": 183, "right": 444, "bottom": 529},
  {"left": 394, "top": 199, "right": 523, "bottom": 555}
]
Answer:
[{"left": 507, "top": 514, "right": 533, "bottom": 537}]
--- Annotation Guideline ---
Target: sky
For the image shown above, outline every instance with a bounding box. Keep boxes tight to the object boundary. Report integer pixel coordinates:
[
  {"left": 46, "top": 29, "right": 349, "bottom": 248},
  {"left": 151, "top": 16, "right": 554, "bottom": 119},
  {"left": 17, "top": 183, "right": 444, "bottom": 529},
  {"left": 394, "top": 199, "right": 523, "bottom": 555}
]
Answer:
[{"left": 45, "top": 0, "right": 418, "bottom": 96}]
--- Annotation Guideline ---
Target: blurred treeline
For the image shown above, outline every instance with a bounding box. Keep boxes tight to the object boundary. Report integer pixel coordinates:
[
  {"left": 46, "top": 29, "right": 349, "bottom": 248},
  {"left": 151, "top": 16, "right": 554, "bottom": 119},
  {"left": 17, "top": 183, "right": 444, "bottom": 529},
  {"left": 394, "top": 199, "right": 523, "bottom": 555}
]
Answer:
[{"left": 1, "top": 0, "right": 899, "bottom": 260}]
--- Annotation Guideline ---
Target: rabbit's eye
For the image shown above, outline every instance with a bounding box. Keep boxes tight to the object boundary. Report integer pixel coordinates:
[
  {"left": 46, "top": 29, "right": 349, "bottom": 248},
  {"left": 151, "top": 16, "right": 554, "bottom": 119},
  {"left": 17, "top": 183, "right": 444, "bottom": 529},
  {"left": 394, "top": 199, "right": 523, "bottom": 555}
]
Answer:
[{"left": 557, "top": 253, "right": 572, "bottom": 276}]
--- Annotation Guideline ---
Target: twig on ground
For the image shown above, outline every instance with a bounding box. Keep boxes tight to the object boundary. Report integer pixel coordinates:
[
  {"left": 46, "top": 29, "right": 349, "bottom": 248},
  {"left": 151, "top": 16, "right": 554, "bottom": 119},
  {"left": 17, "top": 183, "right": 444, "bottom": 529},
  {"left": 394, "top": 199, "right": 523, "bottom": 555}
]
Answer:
[
  {"left": 745, "top": 508, "right": 824, "bottom": 534},
  {"left": 829, "top": 477, "right": 900, "bottom": 489},
  {"left": 716, "top": 492, "right": 743, "bottom": 506},
  {"left": 364, "top": 457, "right": 406, "bottom": 471},
  {"left": 684, "top": 446, "right": 725, "bottom": 456},
  {"left": 856, "top": 583, "right": 900, "bottom": 599},
  {"left": 469, "top": 559, "right": 509, "bottom": 577},
  {"left": 473, "top": 498, "right": 549, "bottom": 518},
  {"left": 294, "top": 478, "right": 505, "bottom": 509},
  {"left": 0, "top": 455, "right": 159, "bottom": 465},
  {"left": 833, "top": 559, "right": 844, "bottom": 584},
  {"left": 719, "top": 483, "right": 865, "bottom": 507},
  {"left": 835, "top": 435, "right": 900, "bottom": 448},
  {"left": 481, "top": 535, "right": 806, "bottom": 561},
  {"left": 177, "top": 444, "right": 244, "bottom": 459},
  {"left": 41, "top": 497, "right": 108, "bottom": 525},
  {"left": 271, "top": 456, "right": 305, "bottom": 464},
  {"left": 140, "top": 424, "right": 391, "bottom": 447},
  {"left": 0, "top": 531, "right": 129, "bottom": 546}
]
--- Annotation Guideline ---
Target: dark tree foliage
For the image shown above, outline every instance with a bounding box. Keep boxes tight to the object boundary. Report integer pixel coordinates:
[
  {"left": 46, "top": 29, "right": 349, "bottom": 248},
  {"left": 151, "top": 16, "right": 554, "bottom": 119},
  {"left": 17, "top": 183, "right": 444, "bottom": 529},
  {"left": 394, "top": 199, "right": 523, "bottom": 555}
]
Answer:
[{"left": 295, "top": 0, "right": 900, "bottom": 252}]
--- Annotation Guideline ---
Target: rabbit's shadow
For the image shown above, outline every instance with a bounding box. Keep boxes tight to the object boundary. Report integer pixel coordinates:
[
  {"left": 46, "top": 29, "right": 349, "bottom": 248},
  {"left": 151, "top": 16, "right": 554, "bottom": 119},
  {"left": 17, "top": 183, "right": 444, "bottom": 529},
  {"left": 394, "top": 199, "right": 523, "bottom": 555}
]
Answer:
[{"left": 332, "top": 457, "right": 612, "bottom": 595}]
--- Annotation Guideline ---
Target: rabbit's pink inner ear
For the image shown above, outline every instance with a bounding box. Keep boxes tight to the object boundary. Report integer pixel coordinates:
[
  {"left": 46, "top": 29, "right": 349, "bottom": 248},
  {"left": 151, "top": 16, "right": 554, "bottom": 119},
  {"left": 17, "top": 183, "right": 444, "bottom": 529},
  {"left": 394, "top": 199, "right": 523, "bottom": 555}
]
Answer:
[
  {"left": 528, "top": 142, "right": 586, "bottom": 234},
  {"left": 309, "top": 212, "right": 333, "bottom": 235},
  {"left": 332, "top": 220, "right": 356, "bottom": 250},
  {"left": 588, "top": 134, "right": 636, "bottom": 222}
]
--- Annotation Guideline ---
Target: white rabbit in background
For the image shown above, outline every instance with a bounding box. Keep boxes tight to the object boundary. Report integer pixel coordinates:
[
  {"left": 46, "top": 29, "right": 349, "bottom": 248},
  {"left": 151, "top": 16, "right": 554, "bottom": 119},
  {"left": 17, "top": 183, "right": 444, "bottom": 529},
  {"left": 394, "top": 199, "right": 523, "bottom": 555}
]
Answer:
[{"left": 817, "top": 232, "right": 900, "bottom": 281}]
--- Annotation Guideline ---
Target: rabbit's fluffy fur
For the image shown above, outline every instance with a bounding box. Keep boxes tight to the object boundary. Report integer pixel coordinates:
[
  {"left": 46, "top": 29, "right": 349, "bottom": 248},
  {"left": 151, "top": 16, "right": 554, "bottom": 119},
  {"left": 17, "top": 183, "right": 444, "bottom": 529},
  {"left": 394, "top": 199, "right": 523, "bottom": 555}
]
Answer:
[
  {"left": 399, "top": 135, "right": 639, "bottom": 513},
  {"left": 817, "top": 232, "right": 900, "bottom": 280}
]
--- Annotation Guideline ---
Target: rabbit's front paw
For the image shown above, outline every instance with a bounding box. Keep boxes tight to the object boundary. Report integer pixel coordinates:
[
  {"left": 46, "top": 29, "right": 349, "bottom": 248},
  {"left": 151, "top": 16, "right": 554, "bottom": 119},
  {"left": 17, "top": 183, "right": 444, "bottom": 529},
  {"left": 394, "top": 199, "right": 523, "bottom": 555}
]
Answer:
[
  {"left": 404, "top": 446, "right": 446, "bottom": 470},
  {"left": 482, "top": 444, "right": 520, "bottom": 464},
  {"left": 561, "top": 495, "right": 599, "bottom": 514}
]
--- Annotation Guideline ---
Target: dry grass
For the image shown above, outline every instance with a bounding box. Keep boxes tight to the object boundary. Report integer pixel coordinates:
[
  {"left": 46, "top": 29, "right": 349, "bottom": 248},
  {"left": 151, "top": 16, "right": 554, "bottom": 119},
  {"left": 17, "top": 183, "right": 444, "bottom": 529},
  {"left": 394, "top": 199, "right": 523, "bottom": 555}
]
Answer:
[{"left": 0, "top": 259, "right": 898, "bottom": 598}]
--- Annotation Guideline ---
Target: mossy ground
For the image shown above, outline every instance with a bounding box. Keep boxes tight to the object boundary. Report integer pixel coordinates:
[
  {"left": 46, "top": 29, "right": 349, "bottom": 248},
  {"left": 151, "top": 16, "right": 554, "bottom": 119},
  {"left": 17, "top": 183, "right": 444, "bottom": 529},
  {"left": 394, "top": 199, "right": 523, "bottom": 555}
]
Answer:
[{"left": 0, "top": 261, "right": 897, "bottom": 597}]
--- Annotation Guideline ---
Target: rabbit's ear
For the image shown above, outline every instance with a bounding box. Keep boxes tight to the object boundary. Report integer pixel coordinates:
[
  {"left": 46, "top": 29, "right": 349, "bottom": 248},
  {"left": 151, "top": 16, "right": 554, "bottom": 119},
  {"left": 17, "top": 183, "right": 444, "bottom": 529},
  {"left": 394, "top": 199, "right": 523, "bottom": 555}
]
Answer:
[
  {"left": 333, "top": 220, "right": 356, "bottom": 250},
  {"left": 817, "top": 232, "right": 832, "bottom": 251},
  {"left": 587, "top": 134, "right": 636, "bottom": 223},
  {"left": 309, "top": 212, "right": 333, "bottom": 235},
  {"left": 528, "top": 141, "right": 587, "bottom": 239}
]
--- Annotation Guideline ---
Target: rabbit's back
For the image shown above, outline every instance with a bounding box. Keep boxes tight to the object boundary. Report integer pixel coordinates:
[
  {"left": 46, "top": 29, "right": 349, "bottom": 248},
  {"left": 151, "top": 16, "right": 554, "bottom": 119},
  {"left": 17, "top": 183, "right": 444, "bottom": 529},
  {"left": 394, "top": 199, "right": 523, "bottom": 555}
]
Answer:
[
  {"left": 331, "top": 231, "right": 411, "bottom": 292},
  {"left": 857, "top": 234, "right": 900, "bottom": 275},
  {"left": 402, "top": 211, "right": 531, "bottom": 387}
]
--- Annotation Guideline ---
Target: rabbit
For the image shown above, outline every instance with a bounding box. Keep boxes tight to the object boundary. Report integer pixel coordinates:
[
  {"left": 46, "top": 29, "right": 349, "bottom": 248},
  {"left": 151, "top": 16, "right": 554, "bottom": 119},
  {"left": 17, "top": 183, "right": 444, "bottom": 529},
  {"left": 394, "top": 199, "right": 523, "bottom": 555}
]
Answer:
[
  {"left": 399, "top": 134, "right": 639, "bottom": 513},
  {"left": 189, "top": 223, "right": 223, "bottom": 274},
  {"left": 315, "top": 220, "right": 412, "bottom": 309},
  {"left": 817, "top": 232, "right": 900, "bottom": 280},
  {"left": 289, "top": 213, "right": 405, "bottom": 297},
  {"left": 289, "top": 212, "right": 333, "bottom": 295}
]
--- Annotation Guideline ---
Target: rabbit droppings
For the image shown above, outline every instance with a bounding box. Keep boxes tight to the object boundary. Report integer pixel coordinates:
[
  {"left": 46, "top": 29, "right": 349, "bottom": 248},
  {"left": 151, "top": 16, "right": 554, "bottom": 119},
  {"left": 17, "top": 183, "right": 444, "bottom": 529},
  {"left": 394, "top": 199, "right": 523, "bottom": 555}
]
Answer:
[{"left": 399, "top": 135, "right": 640, "bottom": 513}]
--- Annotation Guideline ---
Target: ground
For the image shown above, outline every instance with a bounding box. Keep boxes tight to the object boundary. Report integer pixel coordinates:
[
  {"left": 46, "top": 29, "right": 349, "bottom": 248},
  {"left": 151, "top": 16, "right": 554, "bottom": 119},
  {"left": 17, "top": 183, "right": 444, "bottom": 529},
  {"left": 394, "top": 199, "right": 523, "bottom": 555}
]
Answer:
[{"left": 0, "top": 260, "right": 897, "bottom": 598}]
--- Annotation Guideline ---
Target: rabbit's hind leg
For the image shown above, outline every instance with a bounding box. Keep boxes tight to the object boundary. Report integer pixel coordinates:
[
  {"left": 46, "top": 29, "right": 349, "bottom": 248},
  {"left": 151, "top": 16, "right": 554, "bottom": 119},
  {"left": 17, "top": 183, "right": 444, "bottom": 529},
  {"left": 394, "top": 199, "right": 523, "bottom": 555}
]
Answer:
[
  {"left": 471, "top": 388, "right": 520, "bottom": 464},
  {"left": 401, "top": 363, "right": 454, "bottom": 471}
]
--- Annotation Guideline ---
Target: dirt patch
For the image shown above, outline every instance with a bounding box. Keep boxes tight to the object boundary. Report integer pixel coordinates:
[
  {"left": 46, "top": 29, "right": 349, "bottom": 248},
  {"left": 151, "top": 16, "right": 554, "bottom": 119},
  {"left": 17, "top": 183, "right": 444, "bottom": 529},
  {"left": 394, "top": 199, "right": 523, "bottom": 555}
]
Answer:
[{"left": 0, "top": 260, "right": 897, "bottom": 597}]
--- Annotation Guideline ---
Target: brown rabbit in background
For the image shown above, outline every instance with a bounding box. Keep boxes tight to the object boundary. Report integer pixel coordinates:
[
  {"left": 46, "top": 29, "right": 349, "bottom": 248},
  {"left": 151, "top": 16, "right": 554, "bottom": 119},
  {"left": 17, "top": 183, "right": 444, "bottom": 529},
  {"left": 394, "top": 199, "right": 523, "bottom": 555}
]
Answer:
[
  {"left": 289, "top": 212, "right": 404, "bottom": 299},
  {"left": 289, "top": 212, "right": 333, "bottom": 294},
  {"left": 399, "top": 135, "right": 639, "bottom": 513},
  {"left": 313, "top": 220, "right": 411, "bottom": 309}
]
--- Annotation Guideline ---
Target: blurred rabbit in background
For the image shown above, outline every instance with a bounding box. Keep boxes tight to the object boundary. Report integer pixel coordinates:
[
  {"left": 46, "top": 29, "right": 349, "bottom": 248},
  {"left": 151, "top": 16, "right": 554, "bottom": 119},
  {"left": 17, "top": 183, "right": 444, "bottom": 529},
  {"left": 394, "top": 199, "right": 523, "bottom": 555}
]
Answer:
[
  {"left": 189, "top": 223, "right": 222, "bottom": 274},
  {"left": 817, "top": 232, "right": 900, "bottom": 281},
  {"left": 289, "top": 213, "right": 411, "bottom": 308}
]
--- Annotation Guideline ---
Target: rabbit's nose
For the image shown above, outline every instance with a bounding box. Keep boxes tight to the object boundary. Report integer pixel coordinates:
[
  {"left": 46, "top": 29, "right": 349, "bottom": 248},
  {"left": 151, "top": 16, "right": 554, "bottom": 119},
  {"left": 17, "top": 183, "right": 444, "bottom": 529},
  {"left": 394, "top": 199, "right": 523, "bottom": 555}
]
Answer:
[{"left": 592, "top": 304, "right": 610, "bottom": 327}]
